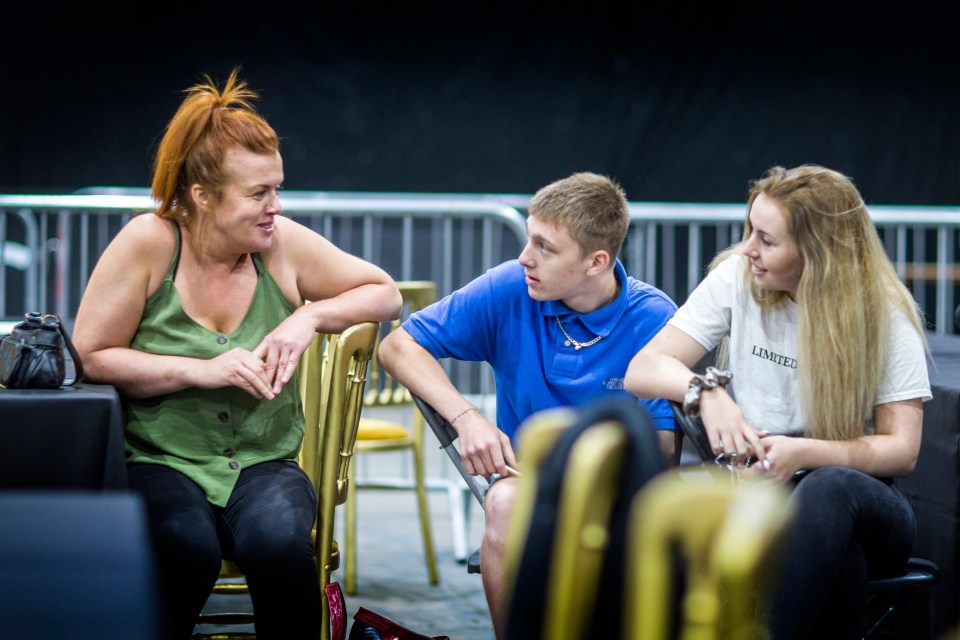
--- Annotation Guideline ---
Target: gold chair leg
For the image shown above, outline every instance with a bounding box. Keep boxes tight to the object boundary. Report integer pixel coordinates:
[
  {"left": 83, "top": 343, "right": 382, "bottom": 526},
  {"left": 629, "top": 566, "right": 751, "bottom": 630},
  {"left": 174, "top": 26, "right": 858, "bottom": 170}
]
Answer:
[
  {"left": 345, "top": 447, "right": 439, "bottom": 593},
  {"left": 345, "top": 480, "right": 358, "bottom": 595},
  {"left": 414, "top": 444, "right": 440, "bottom": 585}
]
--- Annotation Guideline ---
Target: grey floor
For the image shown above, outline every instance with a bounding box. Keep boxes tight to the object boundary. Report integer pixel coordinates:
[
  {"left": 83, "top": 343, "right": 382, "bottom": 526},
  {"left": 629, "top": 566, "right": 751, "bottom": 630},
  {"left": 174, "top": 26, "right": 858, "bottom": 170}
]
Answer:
[{"left": 331, "top": 480, "right": 492, "bottom": 640}]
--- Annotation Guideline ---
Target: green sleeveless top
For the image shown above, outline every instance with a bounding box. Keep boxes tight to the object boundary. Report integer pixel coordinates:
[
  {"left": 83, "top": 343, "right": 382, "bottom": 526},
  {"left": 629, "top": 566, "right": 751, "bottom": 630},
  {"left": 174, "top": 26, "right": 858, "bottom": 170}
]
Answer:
[{"left": 125, "top": 223, "right": 304, "bottom": 506}]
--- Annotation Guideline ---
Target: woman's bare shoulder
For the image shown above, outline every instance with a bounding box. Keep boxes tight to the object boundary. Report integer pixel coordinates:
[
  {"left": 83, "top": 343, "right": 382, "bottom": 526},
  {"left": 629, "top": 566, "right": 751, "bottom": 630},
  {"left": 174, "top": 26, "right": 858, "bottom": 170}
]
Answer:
[
  {"left": 106, "top": 213, "right": 175, "bottom": 257},
  {"left": 272, "top": 214, "right": 318, "bottom": 244},
  {"left": 261, "top": 215, "right": 336, "bottom": 266},
  {"left": 122, "top": 211, "right": 175, "bottom": 238},
  {"left": 89, "top": 213, "right": 177, "bottom": 288}
]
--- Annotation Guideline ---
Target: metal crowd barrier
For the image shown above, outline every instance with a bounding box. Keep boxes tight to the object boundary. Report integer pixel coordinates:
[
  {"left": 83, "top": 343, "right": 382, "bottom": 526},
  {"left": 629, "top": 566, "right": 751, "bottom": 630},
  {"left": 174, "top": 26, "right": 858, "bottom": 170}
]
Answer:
[
  {"left": 624, "top": 202, "right": 960, "bottom": 335},
  {"left": 2, "top": 192, "right": 959, "bottom": 345}
]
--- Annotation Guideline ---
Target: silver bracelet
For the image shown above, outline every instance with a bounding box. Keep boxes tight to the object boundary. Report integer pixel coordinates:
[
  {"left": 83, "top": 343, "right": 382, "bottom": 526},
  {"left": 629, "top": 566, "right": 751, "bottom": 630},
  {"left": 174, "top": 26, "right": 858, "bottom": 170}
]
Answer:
[{"left": 682, "top": 366, "right": 733, "bottom": 418}]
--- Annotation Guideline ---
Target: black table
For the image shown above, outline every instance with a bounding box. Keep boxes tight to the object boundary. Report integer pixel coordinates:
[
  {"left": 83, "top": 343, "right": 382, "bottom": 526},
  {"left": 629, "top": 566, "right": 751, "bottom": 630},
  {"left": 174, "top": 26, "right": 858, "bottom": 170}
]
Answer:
[
  {"left": 892, "top": 333, "right": 960, "bottom": 638},
  {"left": 0, "top": 382, "right": 127, "bottom": 489}
]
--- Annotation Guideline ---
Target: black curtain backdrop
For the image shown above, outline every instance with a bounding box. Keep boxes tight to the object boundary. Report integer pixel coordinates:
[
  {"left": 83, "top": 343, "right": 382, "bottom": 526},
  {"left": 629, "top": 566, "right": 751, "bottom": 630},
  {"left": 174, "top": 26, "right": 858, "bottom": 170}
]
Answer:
[{"left": 2, "top": 2, "right": 957, "bottom": 205}]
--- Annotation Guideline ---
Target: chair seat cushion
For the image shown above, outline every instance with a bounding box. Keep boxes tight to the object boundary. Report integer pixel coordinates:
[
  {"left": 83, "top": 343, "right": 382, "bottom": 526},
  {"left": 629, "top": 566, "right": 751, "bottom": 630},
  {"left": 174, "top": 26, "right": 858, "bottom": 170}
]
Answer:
[
  {"left": 867, "top": 558, "right": 940, "bottom": 592},
  {"left": 357, "top": 418, "right": 410, "bottom": 440}
]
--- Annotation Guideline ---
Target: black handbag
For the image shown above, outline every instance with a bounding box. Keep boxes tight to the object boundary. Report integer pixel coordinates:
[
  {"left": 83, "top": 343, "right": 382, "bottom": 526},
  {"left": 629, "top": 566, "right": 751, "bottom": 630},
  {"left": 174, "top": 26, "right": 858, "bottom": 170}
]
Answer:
[{"left": 0, "top": 312, "right": 84, "bottom": 389}]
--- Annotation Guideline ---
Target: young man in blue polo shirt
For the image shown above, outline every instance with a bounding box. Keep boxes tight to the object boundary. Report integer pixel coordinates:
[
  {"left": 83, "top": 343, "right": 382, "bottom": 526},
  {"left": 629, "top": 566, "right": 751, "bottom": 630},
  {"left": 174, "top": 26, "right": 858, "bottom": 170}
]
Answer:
[{"left": 377, "top": 171, "right": 678, "bottom": 639}]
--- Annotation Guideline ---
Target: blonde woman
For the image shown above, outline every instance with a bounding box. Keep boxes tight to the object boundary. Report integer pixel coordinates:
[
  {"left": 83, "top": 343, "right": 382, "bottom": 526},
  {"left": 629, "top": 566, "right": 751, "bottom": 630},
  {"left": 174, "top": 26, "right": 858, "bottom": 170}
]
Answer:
[
  {"left": 73, "top": 70, "right": 400, "bottom": 638},
  {"left": 625, "top": 165, "right": 930, "bottom": 639}
]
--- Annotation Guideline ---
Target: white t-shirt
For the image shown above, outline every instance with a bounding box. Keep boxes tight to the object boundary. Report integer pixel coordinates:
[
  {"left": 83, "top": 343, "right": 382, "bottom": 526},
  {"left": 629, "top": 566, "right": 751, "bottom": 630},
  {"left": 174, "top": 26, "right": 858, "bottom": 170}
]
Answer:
[{"left": 668, "top": 255, "right": 931, "bottom": 435}]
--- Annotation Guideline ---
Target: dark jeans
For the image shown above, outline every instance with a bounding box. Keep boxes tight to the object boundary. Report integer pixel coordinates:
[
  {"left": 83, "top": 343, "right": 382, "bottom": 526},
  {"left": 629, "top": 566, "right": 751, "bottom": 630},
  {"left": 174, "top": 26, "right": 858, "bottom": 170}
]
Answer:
[
  {"left": 765, "top": 467, "right": 916, "bottom": 640},
  {"left": 128, "top": 460, "right": 320, "bottom": 640}
]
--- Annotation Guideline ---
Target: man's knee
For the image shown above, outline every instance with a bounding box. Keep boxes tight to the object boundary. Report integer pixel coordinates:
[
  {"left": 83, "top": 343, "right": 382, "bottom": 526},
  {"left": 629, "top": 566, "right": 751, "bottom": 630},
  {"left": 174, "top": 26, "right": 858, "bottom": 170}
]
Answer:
[{"left": 484, "top": 478, "right": 519, "bottom": 533}]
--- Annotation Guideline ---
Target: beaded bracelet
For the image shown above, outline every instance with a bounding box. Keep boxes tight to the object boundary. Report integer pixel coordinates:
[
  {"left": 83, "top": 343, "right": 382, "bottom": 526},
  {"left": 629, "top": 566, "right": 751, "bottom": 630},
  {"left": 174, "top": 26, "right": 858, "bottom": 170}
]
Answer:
[
  {"left": 682, "top": 366, "right": 733, "bottom": 418},
  {"left": 450, "top": 406, "right": 479, "bottom": 425}
]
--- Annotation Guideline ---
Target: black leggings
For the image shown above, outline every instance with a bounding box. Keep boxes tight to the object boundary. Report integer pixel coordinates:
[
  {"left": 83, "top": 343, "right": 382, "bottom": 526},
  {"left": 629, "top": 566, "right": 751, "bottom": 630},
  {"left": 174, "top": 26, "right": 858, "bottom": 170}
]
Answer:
[
  {"left": 765, "top": 467, "right": 916, "bottom": 640},
  {"left": 128, "top": 460, "right": 320, "bottom": 640}
]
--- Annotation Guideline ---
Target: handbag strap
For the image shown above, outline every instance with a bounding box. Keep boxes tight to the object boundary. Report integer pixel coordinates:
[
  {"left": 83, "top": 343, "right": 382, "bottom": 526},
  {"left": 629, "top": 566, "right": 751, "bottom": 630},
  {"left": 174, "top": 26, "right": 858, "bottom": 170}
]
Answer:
[
  {"left": 43, "top": 315, "right": 84, "bottom": 385},
  {"left": 325, "top": 581, "right": 348, "bottom": 640}
]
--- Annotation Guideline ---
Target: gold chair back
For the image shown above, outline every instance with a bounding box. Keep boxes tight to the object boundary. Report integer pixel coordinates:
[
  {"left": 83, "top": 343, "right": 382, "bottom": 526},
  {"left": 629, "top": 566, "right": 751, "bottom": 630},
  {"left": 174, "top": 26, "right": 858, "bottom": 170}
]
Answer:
[
  {"left": 308, "top": 323, "right": 380, "bottom": 609},
  {"left": 545, "top": 421, "right": 631, "bottom": 640},
  {"left": 505, "top": 395, "right": 674, "bottom": 640},
  {"left": 625, "top": 469, "right": 792, "bottom": 640},
  {"left": 503, "top": 409, "right": 644, "bottom": 640},
  {"left": 298, "top": 332, "right": 333, "bottom": 493}
]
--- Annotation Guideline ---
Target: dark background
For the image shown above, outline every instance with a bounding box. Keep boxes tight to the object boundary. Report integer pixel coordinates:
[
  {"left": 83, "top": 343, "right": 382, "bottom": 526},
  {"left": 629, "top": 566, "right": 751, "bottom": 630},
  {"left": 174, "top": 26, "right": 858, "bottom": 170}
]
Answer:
[{"left": 2, "top": 2, "right": 957, "bottom": 205}]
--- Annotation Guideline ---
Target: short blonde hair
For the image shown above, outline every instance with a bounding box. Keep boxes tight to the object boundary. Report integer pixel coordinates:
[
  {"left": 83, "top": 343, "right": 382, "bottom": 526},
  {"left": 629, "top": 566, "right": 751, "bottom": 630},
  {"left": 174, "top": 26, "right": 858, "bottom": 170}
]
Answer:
[{"left": 528, "top": 172, "right": 629, "bottom": 261}]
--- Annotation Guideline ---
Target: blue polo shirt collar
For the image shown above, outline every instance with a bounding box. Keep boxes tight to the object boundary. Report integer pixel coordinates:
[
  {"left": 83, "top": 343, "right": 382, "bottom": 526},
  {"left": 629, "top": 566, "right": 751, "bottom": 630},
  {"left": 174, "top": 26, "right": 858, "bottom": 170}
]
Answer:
[{"left": 540, "top": 259, "right": 629, "bottom": 337}]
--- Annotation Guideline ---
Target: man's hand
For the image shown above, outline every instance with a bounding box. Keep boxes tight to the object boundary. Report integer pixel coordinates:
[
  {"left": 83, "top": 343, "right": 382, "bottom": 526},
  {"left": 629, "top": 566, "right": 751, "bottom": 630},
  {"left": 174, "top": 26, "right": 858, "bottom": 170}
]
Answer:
[{"left": 455, "top": 411, "right": 519, "bottom": 477}]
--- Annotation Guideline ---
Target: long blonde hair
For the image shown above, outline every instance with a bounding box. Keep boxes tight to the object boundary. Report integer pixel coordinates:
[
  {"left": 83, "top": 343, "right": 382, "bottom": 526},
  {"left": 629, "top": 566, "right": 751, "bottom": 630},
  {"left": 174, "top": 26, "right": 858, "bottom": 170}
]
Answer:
[{"left": 713, "top": 165, "right": 927, "bottom": 440}]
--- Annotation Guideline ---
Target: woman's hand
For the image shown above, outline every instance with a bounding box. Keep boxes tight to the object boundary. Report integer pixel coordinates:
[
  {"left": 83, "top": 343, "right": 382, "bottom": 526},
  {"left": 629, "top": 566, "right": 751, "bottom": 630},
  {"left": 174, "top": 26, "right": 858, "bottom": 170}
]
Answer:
[
  {"left": 197, "top": 308, "right": 321, "bottom": 399},
  {"left": 746, "top": 398, "right": 923, "bottom": 481},
  {"left": 197, "top": 348, "right": 277, "bottom": 399},
  {"left": 750, "top": 435, "right": 806, "bottom": 482},
  {"left": 699, "top": 388, "right": 766, "bottom": 464},
  {"left": 253, "top": 310, "right": 320, "bottom": 395}
]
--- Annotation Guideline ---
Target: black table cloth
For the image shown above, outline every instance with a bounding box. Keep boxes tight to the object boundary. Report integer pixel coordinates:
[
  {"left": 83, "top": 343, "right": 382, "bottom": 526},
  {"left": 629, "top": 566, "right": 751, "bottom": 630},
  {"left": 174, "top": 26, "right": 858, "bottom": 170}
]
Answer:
[{"left": 0, "top": 382, "right": 126, "bottom": 489}]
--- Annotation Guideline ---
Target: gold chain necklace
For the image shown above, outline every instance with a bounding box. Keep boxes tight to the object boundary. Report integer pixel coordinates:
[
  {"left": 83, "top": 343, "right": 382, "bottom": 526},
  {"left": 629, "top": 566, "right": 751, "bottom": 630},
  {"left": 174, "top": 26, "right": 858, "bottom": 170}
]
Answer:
[{"left": 556, "top": 317, "right": 602, "bottom": 350}]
